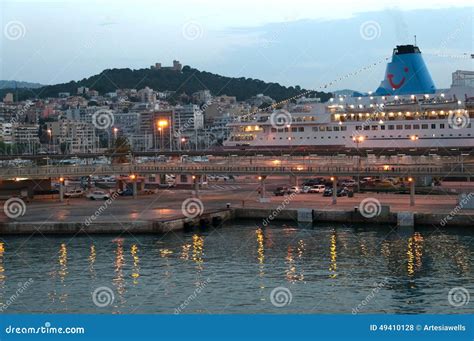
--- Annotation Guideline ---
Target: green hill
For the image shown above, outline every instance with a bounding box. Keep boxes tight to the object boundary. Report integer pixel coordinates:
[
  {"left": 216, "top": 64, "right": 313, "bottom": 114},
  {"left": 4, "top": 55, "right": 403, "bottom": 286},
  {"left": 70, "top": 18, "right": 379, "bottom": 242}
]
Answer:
[{"left": 1, "top": 66, "right": 331, "bottom": 103}]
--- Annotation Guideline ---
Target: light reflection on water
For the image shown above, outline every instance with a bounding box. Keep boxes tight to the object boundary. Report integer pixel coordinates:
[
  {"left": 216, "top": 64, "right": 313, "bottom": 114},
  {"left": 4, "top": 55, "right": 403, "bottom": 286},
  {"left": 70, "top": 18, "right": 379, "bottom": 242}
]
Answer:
[{"left": 0, "top": 222, "right": 472, "bottom": 314}]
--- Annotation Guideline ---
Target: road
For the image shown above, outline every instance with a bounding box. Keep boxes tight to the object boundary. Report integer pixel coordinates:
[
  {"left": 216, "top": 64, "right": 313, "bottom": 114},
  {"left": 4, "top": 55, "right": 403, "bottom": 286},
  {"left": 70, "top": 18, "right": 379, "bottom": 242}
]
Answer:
[{"left": 0, "top": 179, "right": 466, "bottom": 224}]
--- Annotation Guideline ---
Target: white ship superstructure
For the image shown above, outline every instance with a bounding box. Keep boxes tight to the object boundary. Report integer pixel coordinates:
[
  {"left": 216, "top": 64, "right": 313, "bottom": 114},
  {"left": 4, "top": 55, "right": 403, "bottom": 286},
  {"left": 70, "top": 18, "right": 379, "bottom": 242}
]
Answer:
[{"left": 224, "top": 45, "right": 474, "bottom": 150}]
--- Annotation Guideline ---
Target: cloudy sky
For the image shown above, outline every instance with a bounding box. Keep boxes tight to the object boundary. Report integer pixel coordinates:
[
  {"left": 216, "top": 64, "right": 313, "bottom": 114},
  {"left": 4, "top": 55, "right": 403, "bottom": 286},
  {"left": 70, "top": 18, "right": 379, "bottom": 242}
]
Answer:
[{"left": 0, "top": 0, "right": 472, "bottom": 92}]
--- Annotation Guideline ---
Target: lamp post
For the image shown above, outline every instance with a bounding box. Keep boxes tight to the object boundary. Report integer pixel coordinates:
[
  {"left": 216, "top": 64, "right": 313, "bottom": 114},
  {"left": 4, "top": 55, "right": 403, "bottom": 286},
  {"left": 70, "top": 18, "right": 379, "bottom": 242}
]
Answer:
[
  {"left": 352, "top": 135, "right": 364, "bottom": 192},
  {"left": 157, "top": 119, "right": 169, "bottom": 151},
  {"left": 47, "top": 128, "right": 52, "bottom": 154}
]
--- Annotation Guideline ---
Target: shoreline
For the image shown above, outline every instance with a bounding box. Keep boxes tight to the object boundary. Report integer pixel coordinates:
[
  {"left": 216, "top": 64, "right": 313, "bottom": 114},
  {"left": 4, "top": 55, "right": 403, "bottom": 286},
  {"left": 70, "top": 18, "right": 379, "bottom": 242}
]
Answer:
[{"left": 0, "top": 206, "right": 472, "bottom": 235}]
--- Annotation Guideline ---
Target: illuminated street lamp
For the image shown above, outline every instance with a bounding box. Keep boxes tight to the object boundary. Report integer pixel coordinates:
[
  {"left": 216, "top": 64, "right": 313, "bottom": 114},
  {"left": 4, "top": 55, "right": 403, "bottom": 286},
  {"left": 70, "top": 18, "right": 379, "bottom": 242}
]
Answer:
[
  {"left": 410, "top": 135, "right": 419, "bottom": 141},
  {"left": 352, "top": 135, "right": 365, "bottom": 192},
  {"left": 156, "top": 119, "right": 169, "bottom": 151}
]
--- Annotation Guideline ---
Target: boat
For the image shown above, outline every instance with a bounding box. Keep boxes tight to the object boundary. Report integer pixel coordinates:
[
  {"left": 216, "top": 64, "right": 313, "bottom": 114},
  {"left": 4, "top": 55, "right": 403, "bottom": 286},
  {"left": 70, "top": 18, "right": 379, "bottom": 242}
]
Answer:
[{"left": 224, "top": 45, "right": 474, "bottom": 150}]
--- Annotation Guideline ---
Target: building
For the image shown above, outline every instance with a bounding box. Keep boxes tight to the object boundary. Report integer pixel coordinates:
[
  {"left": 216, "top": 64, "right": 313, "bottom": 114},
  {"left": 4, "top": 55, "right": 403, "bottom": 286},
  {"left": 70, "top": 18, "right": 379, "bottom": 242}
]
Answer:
[
  {"left": 452, "top": 70, "right": 474, "bottom": 88},
  {"left": 192, "top": 90, "right": 212, "bottom": 104},
  {"left": 138, "top": 87, "right": 156, "bottom": 103},
  {"left": 3, "top": 93, "right": 14, "bottom": 103},
  {"left": 0, "top": 122, "right": 13, "bottom": 144},
  {"left": 48, "top": 119, "right": 98, "bottom": 153},
  {"left": 113, "top": 112, "right": 140, "bottom": 136},
  {"left": 12, "top": 124, "right": 40, "bottom": 153},
  {"left": 139, "top": 110, "right": 173, "bottom": 150},
  {"left": 150, "top": 60, "right": 182, "bottom": 72}
]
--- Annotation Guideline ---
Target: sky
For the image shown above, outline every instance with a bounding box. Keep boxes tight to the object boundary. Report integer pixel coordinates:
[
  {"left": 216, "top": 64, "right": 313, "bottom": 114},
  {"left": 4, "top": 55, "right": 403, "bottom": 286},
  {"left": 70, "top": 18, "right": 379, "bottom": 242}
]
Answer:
[{"left": 0, "top": 0, "right": 472, "bottom": 93}]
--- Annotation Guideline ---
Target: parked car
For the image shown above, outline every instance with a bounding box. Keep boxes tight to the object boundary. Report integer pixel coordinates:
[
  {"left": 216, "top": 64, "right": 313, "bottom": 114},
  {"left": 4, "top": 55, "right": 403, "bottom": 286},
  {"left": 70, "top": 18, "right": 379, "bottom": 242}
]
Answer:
[
  {"left": 302, "top": 186, "right": 311, "bottom": 193},
  {"left": 322, "top": 188, "right": 333, "bottom": 197},
  {"left": 274, "top": 187, "right": 290, "bottom": 196},
  {"left": 308, "top": 185, "right": 326, "bottom": 193},
  {"left": 64, "top": 189, "right": 84, "bottom": 198},
  {"left": 119, "top": 188, "right": 133, "bottom": 196},
  {"left": 340, "top": 179, "right": 357, "bottom": 187},
  {"left": 323, "top": 187, "right": 349, "bottom": 197},
  {"left": 288, "top": 186, "right": 301, "bottom": 194},
  {"left": 86, "top": 190, "right": 110, "bottom": 200}
]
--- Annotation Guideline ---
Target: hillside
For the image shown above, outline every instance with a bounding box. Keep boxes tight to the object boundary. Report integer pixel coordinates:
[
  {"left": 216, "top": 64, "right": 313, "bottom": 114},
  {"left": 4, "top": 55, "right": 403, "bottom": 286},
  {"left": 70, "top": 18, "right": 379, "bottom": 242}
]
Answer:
[
  {"left": 0, "top": 80, "right": 44, "bottom": 89},
  {"left": 0, "top": 66, "right": 331, "bottom": 103}
]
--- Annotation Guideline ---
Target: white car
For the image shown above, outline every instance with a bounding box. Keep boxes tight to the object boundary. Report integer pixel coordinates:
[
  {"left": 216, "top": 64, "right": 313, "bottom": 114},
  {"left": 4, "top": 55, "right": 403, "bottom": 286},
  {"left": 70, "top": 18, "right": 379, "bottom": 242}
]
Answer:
[
  {"left": 288, "top": 186, "right": 301, "bottom": 194},
  {"left": 64, "top": 189, "right": 84, "bottom": 198},
  {"left": 86, "top": 190, "right": 110, "bottom": 200},
  {"left": 308, "top": 185, "right": 326, "bottom": 193}
]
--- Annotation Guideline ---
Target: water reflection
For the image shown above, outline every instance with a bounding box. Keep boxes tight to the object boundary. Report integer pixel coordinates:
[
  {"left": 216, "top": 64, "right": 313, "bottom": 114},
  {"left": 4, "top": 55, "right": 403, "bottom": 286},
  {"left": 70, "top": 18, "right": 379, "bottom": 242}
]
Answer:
[
  {"left": 0, "top": 224, "right": 472, "bottom": 314},
  {"left": 113, "top": 238, "right": 126, "bottom": 310},
  {"left": 329, "top": 231, "right": 337, "bottom": 279},
  {"left": 131, "top": 244, "right": 140, "bottom": 285},
  {"left": 89, "top": 244, "right": 96, "bottom": 279}
]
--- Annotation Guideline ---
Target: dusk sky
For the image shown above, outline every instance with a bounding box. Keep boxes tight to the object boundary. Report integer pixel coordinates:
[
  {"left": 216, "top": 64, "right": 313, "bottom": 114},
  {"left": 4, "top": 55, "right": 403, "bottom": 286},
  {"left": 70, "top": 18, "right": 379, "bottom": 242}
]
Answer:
[{"left": 1, "top": 0, "right": 472, "bottom": 92}]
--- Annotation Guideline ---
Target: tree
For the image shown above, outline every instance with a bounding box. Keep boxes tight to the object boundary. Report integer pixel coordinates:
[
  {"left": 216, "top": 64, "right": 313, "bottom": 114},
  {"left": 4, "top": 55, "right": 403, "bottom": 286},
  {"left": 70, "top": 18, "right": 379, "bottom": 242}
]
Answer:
[{"left": 109, "top": 136, "right": 131, "bottom": 164}]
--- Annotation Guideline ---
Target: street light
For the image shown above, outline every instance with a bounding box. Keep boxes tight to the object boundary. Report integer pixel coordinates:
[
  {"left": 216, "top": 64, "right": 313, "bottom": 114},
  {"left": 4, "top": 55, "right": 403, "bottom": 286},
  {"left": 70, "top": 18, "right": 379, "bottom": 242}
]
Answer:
[
  {"left": 156, "top": 119, "right": 169, "bottom": 151},
  {"left": 410, "top": 135, "right": 419, "bottom": 141},
  {"left": 47, "top": 129, "right": 52, "bottom": 153},
  {"left": 352, "top": 135, "right": 365, "bottom": 192}
]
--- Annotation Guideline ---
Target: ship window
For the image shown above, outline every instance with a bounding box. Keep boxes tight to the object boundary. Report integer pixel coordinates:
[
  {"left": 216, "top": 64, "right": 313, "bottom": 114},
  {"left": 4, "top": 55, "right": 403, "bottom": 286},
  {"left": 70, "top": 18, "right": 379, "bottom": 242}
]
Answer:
[
  {"left": 422, "top": 124, "right": 428, "bottom": 129},
  {"left": 334, "top": 126, "right": 339, "bottom": 131},
  {"left": 363, "top": 126, "right": 370, "bottom": 130},
  {"left": 299, "top": 127, "right": 304, "bottom": 132},
  {"left": 388, "top": 125, "right": 394, "bottom": 130},
  {"left": 380, "top": 125, "right": 385, "bottom": 130},
  {"left": 271, "top": 128, "right": 277, "bottom": 133},
  {"left": 341, "top": 126, "right": 347, "bottom": 131},
  {"left": 278, "top": 129, "right": 283, "bottom": 133},
  {"left": 356, "top": 126, "right": 362, "bottom": 130},
  {"left": 413, "top": 124, "right": 420, "bottom": 129},
  {"left": 312, "top": 127, "right": 318, "bottom": 132},
  {"left": 327, "top": 126, "right": 333, "bottom": 131},
  {"left": 319, "top": 127, "right": 325, "bottom": 131},
  {"left": 371, "top": 125, "right": 378, "bottom": 130},
  {"left": 396, "top": 125, "right": 403, "bottom": 130},
  {"left": 284, "top": 128, "right": 289, "bottom": 132},
  {"left": 431, "top": 124, "right": 436, "bottom": 129},
  {"left": 468, "top": 123, "right": 472, "bottom": 128},
  {"left": 405, "top": 125, "right": 411, "bottom": 129},
  {"left": 291, "top": 127, "right": 297, "bottom": 132},
  {"left": 440, "top": 124, "right": 445, "bottom": 129}
]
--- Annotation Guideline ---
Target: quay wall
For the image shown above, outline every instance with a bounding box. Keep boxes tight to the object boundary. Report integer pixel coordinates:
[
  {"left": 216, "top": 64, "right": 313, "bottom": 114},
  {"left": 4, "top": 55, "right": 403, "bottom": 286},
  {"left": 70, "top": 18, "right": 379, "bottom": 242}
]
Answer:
[{"left": 0, "top": 209, "right": 234, "bottom": 235}]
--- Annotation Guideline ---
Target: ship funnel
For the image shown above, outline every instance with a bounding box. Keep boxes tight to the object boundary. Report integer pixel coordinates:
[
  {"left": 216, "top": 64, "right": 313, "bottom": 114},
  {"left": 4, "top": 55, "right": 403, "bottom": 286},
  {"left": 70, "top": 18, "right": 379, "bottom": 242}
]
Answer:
[{"left": 375, "top": 45, "right": 436, "bottom": 96}]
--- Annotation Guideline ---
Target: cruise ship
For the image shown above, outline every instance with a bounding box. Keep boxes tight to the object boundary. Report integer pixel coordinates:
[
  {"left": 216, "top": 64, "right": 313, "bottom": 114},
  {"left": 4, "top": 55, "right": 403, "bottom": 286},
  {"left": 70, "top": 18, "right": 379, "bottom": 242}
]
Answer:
[{"left": 224, "top": 45, "right": 474, "bottom": 150}]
